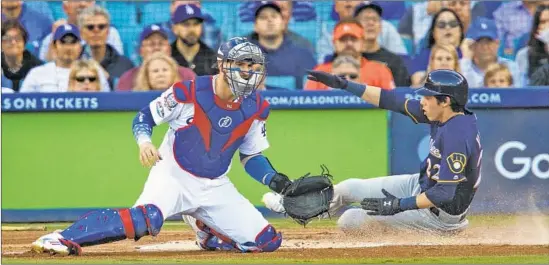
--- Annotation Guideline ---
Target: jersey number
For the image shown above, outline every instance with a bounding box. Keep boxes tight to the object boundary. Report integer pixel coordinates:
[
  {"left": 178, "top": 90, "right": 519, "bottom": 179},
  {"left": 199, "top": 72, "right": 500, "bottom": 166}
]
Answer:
[
  {"left": 426, "top": 158, "right": 440, "bottom": 180},
  {"left": 261, "top": 123, "right": 267, "bottom": 137}
]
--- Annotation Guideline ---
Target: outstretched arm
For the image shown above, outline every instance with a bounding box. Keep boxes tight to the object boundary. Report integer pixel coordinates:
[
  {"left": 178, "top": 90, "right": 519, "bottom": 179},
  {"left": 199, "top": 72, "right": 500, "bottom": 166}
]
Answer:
[{"left": 306, "top": 70, "right": 429, "bottom": 124}]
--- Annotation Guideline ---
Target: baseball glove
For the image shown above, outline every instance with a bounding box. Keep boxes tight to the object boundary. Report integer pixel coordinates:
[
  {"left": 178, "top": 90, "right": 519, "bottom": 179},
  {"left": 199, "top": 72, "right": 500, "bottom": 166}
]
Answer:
[{"left": 282, "top": 165, "right": 334, "bottom": 226}]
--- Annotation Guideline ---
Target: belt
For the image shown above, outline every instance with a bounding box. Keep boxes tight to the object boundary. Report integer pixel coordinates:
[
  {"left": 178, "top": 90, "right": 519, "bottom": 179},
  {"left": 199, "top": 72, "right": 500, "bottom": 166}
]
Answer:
[{"left": 429, "top": 207, "right": 467, "bottom": 222}]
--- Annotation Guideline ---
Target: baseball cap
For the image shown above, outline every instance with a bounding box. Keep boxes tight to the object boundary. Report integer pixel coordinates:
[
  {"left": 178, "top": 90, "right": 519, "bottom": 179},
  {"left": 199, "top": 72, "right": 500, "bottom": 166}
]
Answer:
[
  {"left": 172, "top": 4, "right": 204, "bottom": 24},
  {"left": 53, "top": 23, "right": 80, "bottom": 41},
  {"left": 333, "top": 22, "right": 364, "bottom": 41},
  {"left": 354, "top": 1, "right": 383, "bottom": 17},
  {"left": 466, "top": 17, "right": 498, "bottom": 41},
  {"left": 139, "top": 24, "right": 168, "bottom": 43},
  {"left": 254, "top": 1, "right": 282, "bottom": 18}
]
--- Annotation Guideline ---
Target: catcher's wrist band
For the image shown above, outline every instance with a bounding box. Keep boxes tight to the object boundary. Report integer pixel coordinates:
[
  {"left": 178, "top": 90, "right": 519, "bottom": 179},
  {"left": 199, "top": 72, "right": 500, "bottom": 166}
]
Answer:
[
  {"left": 399, "top": 196, "right": 419, "bottom": 211},
  {"left": 243, "top": 154, "right": 276, "bottom": 185},
  {"left": 345, "top": 81, "right": 366, "bottom": 97}
]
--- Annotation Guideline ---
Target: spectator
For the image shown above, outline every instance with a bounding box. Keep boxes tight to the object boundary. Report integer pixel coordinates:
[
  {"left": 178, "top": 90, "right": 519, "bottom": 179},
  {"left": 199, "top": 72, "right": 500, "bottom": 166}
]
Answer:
[
  {"left": 529, "top": 63, "right": 549, "bottom": 86},
  {"left": 38, "top": 1, "right": 124, "bottom": 62},
  {"left": 117, "top": 24, "right": 195, "bottom": 91},
  {"left": 483, "top": 63, "right": 513, "bottom": 88},
  {"left": 20, "top": 24, "right": 110, "bottom": 92},
  {"left": 354, "top": 2, "right": 411, "bottom": 87},
  {"left": 460, "top": 17, "right": 521, "bottom": 88},
  {"left": 248, "top": 1, "right": 315, "bottom": 89},
  {"left": 239, "top": 1, "right": 315, "bottom": 54},
  {"left": 134, "top": 52, "right": 182, "bottom": 91},
  {"left": 306, "top": 19, "right": 394, "bottom": 90},
  {"left": 1, "top": 1, "right": 53, "bottom": 56},
  {"left": 170, "top": 4, "right": 218, "bottom": 76},
  {"left": 160, "top": 0, "right": 221, "bottom": 50},
  {"left": 493, "top": 1, "right": 542, "bottom": 57},
  {"left": 412, "top": 44, "right": 461, "bottom": 87},
  {"left": 318, "top": 0, "right": 406, "bottom": 64},
  {"left": 1, "top": 20, "right": 43, "bottom": 92},
  {"left": 78, "top": 5, "right": 134, "bottom": 89},
  {"left": 399, "top": 1, "right": 485, "bottom": 53},
  {"left": 68, "top": 59, "right": 104, "bottom": 92},
  {"left": 516, "top": 5, "right": 549, "bottom": 85},
  {"left": 409, "top": 8, "right": 464, "bottom": 83},
  {"left": 330, "top": 55, "right": 361, "bottom": 84}
]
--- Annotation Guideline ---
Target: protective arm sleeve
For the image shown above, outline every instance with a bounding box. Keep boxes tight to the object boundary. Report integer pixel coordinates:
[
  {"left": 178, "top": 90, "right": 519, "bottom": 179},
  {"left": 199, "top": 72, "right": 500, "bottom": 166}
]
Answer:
[
  {"left": 379, "top": 90, "right": 430, "bottom": 124},
  {"left": 240, "top": 153, "right": 277, "bottom": 186},
  {"left": 132, "top": 106, "right": 157, "bottom": 145}
]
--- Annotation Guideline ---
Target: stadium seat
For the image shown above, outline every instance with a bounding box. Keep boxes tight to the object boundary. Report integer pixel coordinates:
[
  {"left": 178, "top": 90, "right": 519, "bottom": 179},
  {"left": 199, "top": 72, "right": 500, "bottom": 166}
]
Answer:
[
  {"left": 265, "top": 76, "right": 296, "bottom": 90},
  {"left": 140, "top": 1, "right": 171, "bottom": 26},
  {"left": 402, "top": 36, "right": 414, "bottom": 56},
  {"left": 118, "top": 26, "right": 142, "bottom": 65},
  {"left": 288, "top": 20, "right": 319, "bottom": 45},
  {"left": 105, "top": 2, "right": 138, "bottom": 27},
  {"left": 48, "top": 1, "right": 66, "bottom": 20},
  {"left": 235, "top": 21, "right": 255, "bottom": 38}
]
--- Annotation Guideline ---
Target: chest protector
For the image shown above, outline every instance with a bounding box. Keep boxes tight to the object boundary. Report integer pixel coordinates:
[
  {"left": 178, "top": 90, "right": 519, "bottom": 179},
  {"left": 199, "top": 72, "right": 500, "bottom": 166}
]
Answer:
[{"left": 171, "top": 76, "right": 269, "bottom": 179}]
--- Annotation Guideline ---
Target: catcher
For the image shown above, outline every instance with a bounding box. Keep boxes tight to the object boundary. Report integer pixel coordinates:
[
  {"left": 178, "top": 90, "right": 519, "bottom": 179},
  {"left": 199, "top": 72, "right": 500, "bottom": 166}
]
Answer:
[{"left": 264, "top": 69, "right": 482, "bottom": 235}]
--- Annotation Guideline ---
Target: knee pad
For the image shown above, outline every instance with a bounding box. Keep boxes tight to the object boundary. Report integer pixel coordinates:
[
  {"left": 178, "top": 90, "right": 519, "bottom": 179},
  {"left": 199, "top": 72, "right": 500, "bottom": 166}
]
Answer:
[
  {"left": 119, "top": 204, "right": 164, "bottom": 240},
  {"left": 238, "top": 225, "right": 282, "bottom": 253},
  {"left": 60, "top": 204, "right": 164, "bottom": 247}
]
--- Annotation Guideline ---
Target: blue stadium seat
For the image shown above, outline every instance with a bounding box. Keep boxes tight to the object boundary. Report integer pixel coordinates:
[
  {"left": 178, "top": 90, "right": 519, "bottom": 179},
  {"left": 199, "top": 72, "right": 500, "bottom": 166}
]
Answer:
[
  {"left": 402, "top": 36, "right": 414, "bottom": 56},
  {"left": 288, "top": 20, "right": 319, "bottom": 45},
  {"left": 235, "top": 21, "right": 255, "bottom": 38},
  {"left": 315, "top": 2, "right": 334, "bottom": 22},
  {"left": 140, "top": 1, "right": 171, "bottom": 26},
  {"left": 265, "top": 76, "right": 296, "bottom": 90},
  {"left": 48, "top": 1, "right": 66, "bottom": 20},
  {"left": 118, "top": 26, "right": 142, "bottom": 65},
  {"left": 105, "top": 2, "right": 138, "bottom": 27}
]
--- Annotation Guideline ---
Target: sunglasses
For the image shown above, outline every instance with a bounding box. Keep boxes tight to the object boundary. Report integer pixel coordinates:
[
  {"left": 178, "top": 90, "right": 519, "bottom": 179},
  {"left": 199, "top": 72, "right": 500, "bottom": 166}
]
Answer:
[
  {"left": 338, "top": 73, "right": 359, "bottom": 80},
  {"left": 59, "top": 36, "right": 79, "bottom": 44},
  {"left": 85, "top": 23, "right": 108, "bottom": 31},
  {"left": 75, "top": 76, "right": 97, "bottom": 83},
  {"left": 436, "top": 20, "right": 460, "bottom": 29}
]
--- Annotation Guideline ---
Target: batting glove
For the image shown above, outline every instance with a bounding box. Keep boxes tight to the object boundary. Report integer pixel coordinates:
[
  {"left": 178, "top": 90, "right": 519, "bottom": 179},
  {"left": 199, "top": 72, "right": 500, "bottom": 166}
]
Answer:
[
  {"left": 361, "top": 189, "right": 402, "bottom": 216},
  {"left": 306, "top": 70, "right": 348, "bottom": 89}
]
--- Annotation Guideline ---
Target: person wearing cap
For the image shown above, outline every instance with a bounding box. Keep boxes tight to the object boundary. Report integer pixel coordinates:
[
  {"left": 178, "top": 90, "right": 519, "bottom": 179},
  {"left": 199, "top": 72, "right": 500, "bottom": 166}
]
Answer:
[
  {"left": 238, "top": 1, "right": 315, "bottom": 54},
  {"left": 317, "top": 0, "right": 406, "bottom": 65},
  {"left": 78, "top": 5, "right": 133, "bottom": 89},
  {"left": 116, "top": 24, "right": 196, "bottom": 91},
  {"left": 170, "top": 4, "right": 218, "bottom": 76},
  {"left": 305, "top": 18, "right": 394, "bottom": 90},
  {"left": 20, "top": 23, "right": 110, "bottom": 93},
  {"left": 460, "top": 17, "right": 521, "bottom": 88},
  {"left": 354, "top": 1, "right": 411, "bottom": 87},
  {"left": 38, "top": 1, "right": 124, "bottom": 62},
  {"left": 248, "top": 1, "right": 315, "bottom": 89}
]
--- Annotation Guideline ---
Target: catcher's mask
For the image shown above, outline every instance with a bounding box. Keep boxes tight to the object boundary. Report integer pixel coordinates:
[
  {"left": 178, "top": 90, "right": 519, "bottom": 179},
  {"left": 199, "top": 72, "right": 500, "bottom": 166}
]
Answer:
[{"left": 217, "top": 37, "right": 266, "bottom": 99}]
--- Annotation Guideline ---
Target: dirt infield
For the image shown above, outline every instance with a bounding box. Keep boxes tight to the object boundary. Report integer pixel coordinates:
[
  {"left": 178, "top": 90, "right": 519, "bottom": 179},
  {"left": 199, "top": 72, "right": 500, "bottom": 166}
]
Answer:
[{"left": 2, "top": 215, "right": 549, "bottom": 262}]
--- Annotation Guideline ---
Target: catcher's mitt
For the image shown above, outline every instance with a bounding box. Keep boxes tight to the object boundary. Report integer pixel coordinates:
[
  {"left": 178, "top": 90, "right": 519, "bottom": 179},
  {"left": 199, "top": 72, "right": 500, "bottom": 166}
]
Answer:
[{"left": 282, "top": 165, "right": 334, "bottom": 226}]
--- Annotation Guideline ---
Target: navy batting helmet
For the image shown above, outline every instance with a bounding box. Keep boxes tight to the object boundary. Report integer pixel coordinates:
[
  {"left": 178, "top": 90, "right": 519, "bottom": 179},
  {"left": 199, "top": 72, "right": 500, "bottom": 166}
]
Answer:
[{"left": 416, "top": 69, "right": 469, "bottom": 106}]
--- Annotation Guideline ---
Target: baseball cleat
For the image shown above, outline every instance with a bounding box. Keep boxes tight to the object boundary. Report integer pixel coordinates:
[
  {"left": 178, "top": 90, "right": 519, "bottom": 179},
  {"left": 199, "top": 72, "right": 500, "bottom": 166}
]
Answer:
[{"left": 30, "top": 232, "right": 82, "bottom": 256}]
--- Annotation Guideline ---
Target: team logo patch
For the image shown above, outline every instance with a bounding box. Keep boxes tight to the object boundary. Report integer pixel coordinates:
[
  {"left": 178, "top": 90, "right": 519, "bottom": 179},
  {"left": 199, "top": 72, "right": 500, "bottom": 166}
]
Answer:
[
  {"left": 446, "top": 153, "right": 467, "bottom": 174},
  {"left": 156, "top": 101, "right": 165, "bottom": 118},
  {"left": 218, "top": 116, "right": 232, "bottom": 128},
  {"left": 163, "top": 92, "right": 178, "bottom": 110}
]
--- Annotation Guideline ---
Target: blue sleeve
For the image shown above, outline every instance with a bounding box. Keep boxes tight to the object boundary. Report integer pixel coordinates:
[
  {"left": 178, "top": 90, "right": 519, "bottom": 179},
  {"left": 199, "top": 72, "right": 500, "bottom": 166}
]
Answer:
[
  {"left": 240, "top": 153, "right": 277, "bottom": 186},
  {"left": 425, "top": 183, "right": 458, "bottom": 206},
  {"left": 379, "top": 90, "right": 430, "bottom": 124},
  {"left": 132, "top": 106, "right": 157, "bottom": 145}
]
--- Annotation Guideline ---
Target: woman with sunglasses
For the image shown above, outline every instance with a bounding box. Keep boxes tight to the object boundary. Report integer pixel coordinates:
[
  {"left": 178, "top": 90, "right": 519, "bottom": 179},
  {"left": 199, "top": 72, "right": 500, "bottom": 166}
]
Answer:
[
  {"left": 409, "top": 8, "right": 465, "bottom": 86},
  {"left": 68, "top": 59, "right": 103, "bottom": 92}
]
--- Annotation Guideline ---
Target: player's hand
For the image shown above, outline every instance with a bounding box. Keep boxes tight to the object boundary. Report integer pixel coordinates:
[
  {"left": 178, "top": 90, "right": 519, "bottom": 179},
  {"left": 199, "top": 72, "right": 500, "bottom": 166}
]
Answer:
[
  {"left": 306, "top": 70, "right": 348, "bottom": 89},
  {"left": 361, "top": 189, "right": 402, "bottom": 216},
  {"left": 139, "top": 142, "right": 162, "bottom": 167}
]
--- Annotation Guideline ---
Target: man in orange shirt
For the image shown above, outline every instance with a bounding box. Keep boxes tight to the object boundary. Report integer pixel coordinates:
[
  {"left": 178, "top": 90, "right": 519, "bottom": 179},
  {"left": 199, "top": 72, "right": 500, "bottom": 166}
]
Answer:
[{"left": 305, "top": 18, "right": 395, "bottom": 90}]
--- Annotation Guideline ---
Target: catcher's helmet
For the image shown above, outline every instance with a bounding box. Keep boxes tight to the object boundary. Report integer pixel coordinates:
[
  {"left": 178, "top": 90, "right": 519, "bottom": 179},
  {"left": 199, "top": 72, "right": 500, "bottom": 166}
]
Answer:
[
  {"left": 217, "top": 37, "right": 266, "bottom": 99},
  {"left": 416, "top": 69, "right": 469, "bottom": 106}
]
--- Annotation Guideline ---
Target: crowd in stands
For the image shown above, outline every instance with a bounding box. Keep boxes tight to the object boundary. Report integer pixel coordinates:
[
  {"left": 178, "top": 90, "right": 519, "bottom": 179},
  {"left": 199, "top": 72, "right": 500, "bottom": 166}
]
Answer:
[{"left": 2, "top": 0, "right": 549, "bottom": 93}]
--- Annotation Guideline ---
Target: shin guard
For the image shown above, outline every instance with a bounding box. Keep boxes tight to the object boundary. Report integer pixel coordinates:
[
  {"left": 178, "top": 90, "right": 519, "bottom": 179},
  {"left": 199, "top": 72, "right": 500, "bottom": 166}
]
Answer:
[{"left": 60, "top": 204, "right": 163, "bottom": 247}]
